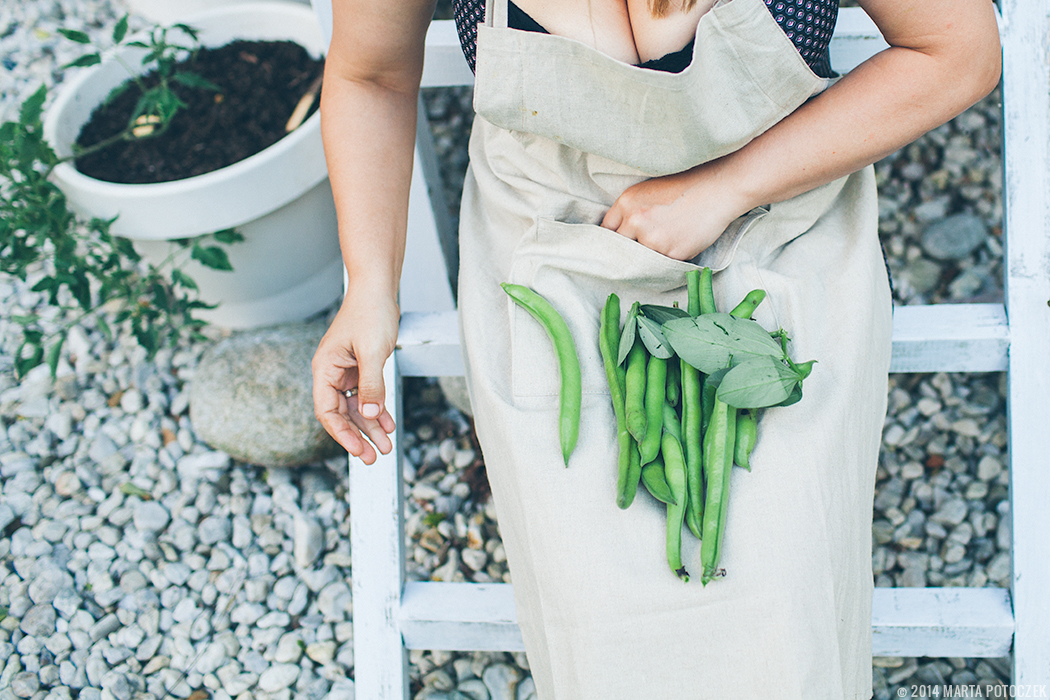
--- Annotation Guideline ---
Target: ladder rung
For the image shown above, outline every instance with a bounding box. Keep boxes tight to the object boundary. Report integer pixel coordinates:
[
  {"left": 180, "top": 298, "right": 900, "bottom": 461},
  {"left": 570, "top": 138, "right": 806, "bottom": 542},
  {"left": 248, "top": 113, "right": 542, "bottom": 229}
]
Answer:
[
  {"left": 396, "top": 303, "right": 1009, "bottom": 377},
  {"left": 398, "top": 581, "right": 1014, "bottom": 657},
  {"left": 890, "top": 303, "right": 1008, "bottom": 373},
  {"left": 400, "top": 581, "right": 525, "bottom": 651},
  {"left": 872, "top": 587, "right": 1015, "bottom": 658}
]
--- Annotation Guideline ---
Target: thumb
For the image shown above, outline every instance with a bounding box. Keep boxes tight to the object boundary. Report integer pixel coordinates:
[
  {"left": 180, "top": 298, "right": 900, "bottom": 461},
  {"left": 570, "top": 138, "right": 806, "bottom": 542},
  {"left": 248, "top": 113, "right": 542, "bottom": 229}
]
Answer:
[{"left": 355, "top": 348, "right": 388, "bottom": 419}]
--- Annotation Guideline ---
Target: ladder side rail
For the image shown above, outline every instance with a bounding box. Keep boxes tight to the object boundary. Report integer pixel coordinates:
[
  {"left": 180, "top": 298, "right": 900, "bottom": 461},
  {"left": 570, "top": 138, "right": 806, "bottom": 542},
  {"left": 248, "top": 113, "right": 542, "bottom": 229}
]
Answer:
[
  {"left": 1000, "top": 0, "right": 1050, "bottom": 686},
  {"left": 350, "top": 354, "right": 410, "bottom": 700}
]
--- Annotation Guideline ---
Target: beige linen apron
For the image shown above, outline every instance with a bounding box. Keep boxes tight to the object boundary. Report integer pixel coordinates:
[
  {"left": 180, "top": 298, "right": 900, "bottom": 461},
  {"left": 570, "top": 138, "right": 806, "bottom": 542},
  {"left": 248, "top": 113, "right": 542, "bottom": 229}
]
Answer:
[{"left": 457, "top": 0, "right": 892, "bottom": 697}]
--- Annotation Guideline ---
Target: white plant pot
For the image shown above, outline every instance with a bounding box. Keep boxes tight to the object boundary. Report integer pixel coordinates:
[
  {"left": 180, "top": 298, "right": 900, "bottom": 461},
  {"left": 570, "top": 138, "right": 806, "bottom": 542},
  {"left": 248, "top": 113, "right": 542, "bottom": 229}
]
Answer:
[
  {"left": 127, "top": 0, "right": 311, "bottom": 27},
  {"left": 43, "top": 2, "right": 342, "bottom": 329}
]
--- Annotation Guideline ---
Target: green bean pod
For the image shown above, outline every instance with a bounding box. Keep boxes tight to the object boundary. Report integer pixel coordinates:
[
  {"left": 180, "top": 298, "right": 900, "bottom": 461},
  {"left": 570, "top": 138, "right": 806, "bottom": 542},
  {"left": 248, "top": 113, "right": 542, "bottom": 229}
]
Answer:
[
  {"left": 599, "top": 294, "right": 637, "bottom": 508},
  {"left": 730, "top": 289, "right": 766, "bottom": 319},
  {"left": 665, "top": 358, "right": 681, "bottom": 407},
  {"left": 641, "top": 455, "right": 677, "bottom": 505},
  {"left": 701, "top": 396, "right": 737, "bottom": 585},
  {"left": 618, "top": 441, "right": 642, "bottom": 510},
  {"left": 698, "top": 266, "right": 717, "bottom": 316},
  {"left": 625, "top": 340, "right": 648, "bottom": 443},
  {"left": 501, "top": 283, "right": 581, "bottom": 466},
  {"left": 639, "top": 356, "right": 667, "bottom": 465},
  {"left": 682, "top": 269, "right": 705, "bottom": 539},
  {"left": 734, "top": 409, "right": 758, "bottom": 471},
  {"left": 661, "top": 402, "right": 689, "bottom": 582},
  {"left": 701, "top": 368, "right": 719, "bottom": 439}
]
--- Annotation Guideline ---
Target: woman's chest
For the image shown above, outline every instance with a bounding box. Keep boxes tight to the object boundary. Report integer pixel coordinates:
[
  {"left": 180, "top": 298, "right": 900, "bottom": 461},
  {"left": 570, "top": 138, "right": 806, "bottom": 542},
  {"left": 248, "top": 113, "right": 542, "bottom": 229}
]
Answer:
[{"left": 512, "top": 0, "right": 718, "bottom": 64}]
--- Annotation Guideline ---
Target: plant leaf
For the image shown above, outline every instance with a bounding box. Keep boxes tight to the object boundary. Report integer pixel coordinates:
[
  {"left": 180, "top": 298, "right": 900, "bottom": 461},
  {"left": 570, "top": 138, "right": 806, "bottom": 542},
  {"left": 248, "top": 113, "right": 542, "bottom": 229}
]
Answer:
[
  {"left": 171, "top": 267, "right": 198, "bottom": 291},
  {"left": 639, "top": 303, "right": 689, "bottom": 325},
  {"left": 210, "top": 228, "right": 244, "bottom": 244},
  {"left": 112, "top": 14, "right": 129, "bottom": 43},
  {"left": 119, "top": 482, "right": 152, "bottom": 499},
  {"left": 58, "top": 28, "right": 92, "bottom": 44},
  {"left": 777, "top": 382, "right": 803, "bottom": 407},
  {"left": 19, "top": 85, "right": 47, "bottom": 127},
  {"left": 636, "top": 316, "right": 673, "bottom": 359},
  {"left": 62, "top": 53, "right": 102, "bottom": 69},
  {"left": 616, "top": 301, "right": 640, "bottom": 366},
  {"left": 172, "top": 72, "right": 221, "bottom": 91},
  {"left": 191, "top": 244, "right": 233, "bottom": 271},
  {"left": 662, "top": 313, "right": 783, "bottom": 374},
  {"left": 715, "top": 357, "right": 798, "bottom": 409},
  {"left": 46, "top": 336, "right": 65, "bottom": 378}
]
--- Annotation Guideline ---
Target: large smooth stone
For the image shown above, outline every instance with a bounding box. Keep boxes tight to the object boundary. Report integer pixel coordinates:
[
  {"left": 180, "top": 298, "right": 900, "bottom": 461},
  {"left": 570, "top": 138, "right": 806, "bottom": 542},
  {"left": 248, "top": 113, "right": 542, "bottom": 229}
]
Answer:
[{"left": 189, "top": 322, "right": 340, "bottom": 467}]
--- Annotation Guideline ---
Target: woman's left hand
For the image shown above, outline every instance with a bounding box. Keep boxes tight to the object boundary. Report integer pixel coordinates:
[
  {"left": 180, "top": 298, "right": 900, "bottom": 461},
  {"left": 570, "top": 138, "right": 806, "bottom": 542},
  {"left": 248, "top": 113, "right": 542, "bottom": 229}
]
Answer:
[{"left": 600, "top": 165, "right": 747, "bottom": 261}]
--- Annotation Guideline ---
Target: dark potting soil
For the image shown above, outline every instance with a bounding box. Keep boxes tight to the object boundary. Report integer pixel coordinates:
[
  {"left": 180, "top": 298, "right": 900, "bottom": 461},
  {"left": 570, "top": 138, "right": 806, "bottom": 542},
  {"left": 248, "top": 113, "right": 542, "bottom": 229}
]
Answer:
[{"left": 74, "top": 40, "right": 324, "bottom": 184}]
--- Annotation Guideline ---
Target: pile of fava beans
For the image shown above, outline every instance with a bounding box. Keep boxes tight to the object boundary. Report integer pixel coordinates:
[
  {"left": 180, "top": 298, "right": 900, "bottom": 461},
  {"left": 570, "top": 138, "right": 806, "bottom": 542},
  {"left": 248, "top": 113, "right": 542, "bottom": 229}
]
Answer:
[
  {"left": 599, "top": 268, "right": 814, "bottom": 584},
  {"left": 502, "top": 269, "right": 813, "bottom": 585}
]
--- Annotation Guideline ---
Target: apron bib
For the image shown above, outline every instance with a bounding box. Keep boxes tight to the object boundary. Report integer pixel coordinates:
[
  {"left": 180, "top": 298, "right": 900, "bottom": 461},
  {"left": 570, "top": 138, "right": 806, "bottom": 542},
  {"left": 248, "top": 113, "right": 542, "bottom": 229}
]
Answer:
[{"left": 457, "top": 1, "right": 892, "bottom": 697}]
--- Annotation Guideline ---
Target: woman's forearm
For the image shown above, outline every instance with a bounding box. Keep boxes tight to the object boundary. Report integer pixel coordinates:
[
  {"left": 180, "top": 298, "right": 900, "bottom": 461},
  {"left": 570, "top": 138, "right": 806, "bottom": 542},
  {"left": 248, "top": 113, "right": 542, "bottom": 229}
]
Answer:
[
  {"left": 602, "top": 0, "right": 1001, "bottom": 260},
  {"left": 320, "top": 0, "right": 435, "bottom": 300},
  {"left": 707, "top": 0, "right": 1002, "bottom": 215},
  {"left": 321, "top": 76, "right": 417, "bottom": 300}
]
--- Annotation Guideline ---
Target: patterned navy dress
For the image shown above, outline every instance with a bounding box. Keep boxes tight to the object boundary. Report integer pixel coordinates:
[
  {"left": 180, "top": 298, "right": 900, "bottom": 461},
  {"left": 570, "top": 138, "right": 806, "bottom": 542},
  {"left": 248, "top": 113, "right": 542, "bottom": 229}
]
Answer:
[{"left": 452, "top": 0, "right": 838, "bottom": 77}]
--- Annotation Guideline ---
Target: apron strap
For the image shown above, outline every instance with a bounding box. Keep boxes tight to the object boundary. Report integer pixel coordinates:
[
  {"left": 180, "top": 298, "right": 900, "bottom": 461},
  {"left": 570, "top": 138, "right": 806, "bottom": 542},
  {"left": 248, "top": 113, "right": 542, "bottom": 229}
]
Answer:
[{"left": 485, "top": 0, "right": 509, "bottom": 29}]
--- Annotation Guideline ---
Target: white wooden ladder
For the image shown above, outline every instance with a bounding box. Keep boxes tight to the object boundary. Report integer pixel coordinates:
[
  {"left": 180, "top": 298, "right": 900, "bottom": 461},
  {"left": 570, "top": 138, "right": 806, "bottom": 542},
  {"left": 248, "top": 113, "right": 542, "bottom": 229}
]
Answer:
[{"left": 320, "top": 3, "right": 1050, "bottom": 696}]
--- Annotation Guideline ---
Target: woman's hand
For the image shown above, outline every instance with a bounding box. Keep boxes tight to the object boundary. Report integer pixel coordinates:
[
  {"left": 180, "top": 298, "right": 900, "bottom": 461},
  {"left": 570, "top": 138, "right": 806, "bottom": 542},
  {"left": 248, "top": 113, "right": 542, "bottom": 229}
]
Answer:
[
  {"left": 312, "top": 289, "right": 400, "bottom": 464},
  {"left": 601, "top": 163, "right": 750, "bottom": 261}
]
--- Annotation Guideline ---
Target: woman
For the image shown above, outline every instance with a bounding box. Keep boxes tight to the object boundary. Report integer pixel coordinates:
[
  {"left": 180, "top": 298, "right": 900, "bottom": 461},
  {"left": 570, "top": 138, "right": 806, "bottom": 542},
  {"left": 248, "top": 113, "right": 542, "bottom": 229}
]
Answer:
[{"left": 312, "top": 0, "right": 1000, "bottom": 697}]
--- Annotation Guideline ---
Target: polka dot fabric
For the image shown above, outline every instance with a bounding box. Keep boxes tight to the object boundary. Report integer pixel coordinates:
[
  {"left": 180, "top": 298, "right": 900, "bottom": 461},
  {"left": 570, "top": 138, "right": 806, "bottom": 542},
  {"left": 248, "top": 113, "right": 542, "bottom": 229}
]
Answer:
[
  {"left": 764, "top": 0, "right": 838, "bottom": 77},
  {"left": 452, "top": 0, "right": 838, "bottom": 77}
]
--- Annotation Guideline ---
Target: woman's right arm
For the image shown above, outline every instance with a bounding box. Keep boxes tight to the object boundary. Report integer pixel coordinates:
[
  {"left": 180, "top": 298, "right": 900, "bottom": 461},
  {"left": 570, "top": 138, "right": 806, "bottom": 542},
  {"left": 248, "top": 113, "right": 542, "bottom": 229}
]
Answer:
[{"left": 312, "top": 0, "right": 436, "bottom": 464}]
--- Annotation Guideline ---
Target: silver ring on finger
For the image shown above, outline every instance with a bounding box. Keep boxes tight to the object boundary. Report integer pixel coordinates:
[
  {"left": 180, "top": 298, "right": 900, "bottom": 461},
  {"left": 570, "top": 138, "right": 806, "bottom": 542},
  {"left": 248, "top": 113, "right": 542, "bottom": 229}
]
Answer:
[{"left": 344, "top": 387, "right": 358, "bottom": 398}]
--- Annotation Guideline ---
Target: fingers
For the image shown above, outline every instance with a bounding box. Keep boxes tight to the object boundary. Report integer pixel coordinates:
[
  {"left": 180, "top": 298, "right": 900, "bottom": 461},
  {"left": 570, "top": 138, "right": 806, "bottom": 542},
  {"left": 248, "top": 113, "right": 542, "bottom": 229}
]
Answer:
[
  {"left": 355, "top": 345, "right": 388, "bottom": 420},
  {"left": 601, "top": 202, "right": 625, "bottom": 235}
]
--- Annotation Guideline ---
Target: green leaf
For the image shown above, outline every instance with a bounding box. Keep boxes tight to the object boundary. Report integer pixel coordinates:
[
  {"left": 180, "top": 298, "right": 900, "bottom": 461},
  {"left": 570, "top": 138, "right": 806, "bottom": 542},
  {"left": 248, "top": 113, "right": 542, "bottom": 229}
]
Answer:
[
  {"left": 9, "top": 314, "right": 40, "bottom": 325},
  {"left": 171, "top": 23, "right": 200, "bottom": 40},
  {"left": 126, "top": 40, "right": 149, "bottom": 49},
  {"left": 715, "top": 357, "right": 799, "bottom": 409},
  {"left": 170, "top": 268, "right": 198, "bottom": 291},
  {"left": 423, "top": 512, "right": 446, "bottom": 527},
  {"left": 112, "top": 14, "right": 129, "bottom": 43},
  {"left": 19, "top": 85, "right": 47, "bottom": 127},
  {"left": 777, "top": 382, "right": 803, "bottom": 407},
  {"left": 61, "top": 53, "right": 101, "bottom": 69},
  {"left": 616, "top": 301, "right": 640, "bottom": 366},
  {"left": 119, "top": 482, "right": 152, "bottom": 499},
  {"left": 58, "top": 28, "right": 92, "bottom": 44},
  {"left": 793, "top": 359, "right": 816, "bottom": 380},
  {"left": 46, "top": 336, "right": 65, "bottom": 378},
  {"left": 662, "top": 313, "right": 784, "bottom": 374},
  {"left": 15, "top": 339, "right": 43, "bottom": 378},
  {"left": 636, "top": 316, "right": 673, "bottom": 359},
  {"left": 172, "top": 72, "right": 221, "bottom": 91},
  {"left": 211, "top": 228, "right": 244, "bottom": 244},
  {"left": 639, "top": 303, "right": 689, "bottom": 325},
  {"left": 191, "top": 244, "right": 233, "bottom": 271}
]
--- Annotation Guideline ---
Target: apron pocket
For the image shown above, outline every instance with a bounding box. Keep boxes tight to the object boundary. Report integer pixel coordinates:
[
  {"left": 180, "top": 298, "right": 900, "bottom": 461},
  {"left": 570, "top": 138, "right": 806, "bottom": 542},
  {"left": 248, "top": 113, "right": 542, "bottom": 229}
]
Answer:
[
  {"left": 694, "top": 205, "right": 769, "bottom": 272},
  {"left": 508, "top": 218, "right": 700, "bottom": 399}
]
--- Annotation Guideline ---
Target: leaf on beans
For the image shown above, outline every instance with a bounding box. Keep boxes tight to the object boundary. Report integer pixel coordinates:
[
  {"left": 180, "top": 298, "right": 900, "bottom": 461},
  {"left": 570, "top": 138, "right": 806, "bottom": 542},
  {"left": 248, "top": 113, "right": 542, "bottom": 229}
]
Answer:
[
  {"left": 777, "top": 382, "right": 804, "bottom": 407},
  {"left": 639, "top": 304, "right": 689, "bottom": 325},
  {"left": 637, "top": 316, "right": 673, "bottom": 359},
  {"left": 663, "top": 313, "right": 783, "bottom": 374},
  {"left": 715, "top": 357, "right": 799, "bottom": 409},
  {"left": 616, "top": 301, "right": 641, "bottom": 366}
]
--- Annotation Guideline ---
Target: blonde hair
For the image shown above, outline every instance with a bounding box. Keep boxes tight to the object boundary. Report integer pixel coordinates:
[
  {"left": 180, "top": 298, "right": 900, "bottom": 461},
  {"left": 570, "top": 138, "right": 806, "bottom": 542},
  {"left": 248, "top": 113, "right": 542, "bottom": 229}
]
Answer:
[{"left": 649, "top": 0, "right": 698, "bottom": 17}]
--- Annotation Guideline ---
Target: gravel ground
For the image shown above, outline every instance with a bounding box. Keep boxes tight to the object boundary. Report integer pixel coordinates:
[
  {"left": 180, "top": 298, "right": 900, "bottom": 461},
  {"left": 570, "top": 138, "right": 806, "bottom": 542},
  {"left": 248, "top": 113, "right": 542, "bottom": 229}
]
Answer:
[{"left": 1, "top": 2, "right": 1012, "bottom": 699}]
